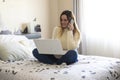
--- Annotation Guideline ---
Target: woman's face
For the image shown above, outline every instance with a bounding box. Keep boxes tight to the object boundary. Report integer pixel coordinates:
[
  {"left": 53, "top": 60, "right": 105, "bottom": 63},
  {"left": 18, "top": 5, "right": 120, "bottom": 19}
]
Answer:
[{"left": 61, "top": 15, "right": 69, "bottom": 28}]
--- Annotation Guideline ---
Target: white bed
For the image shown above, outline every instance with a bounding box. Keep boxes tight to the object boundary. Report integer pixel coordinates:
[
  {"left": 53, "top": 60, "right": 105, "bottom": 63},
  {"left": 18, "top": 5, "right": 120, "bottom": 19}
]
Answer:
[
  {"left": 0, "top": 35, "right": 120, "bottom": 80},
  {"left": 0, "top": 55, "right": 120, "bottom": 80}
]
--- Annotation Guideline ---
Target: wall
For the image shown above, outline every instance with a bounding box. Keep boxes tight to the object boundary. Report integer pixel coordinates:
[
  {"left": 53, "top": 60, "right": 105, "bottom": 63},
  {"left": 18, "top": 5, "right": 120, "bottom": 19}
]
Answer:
[
  {"left": 0, "top": 0, "right": 50, "bottom": 38},
  {"left": 58, "top": 0, "right": 73, "bottom": 16},
  {"left": 0, "top": 0, "right": 73, "bottom": 38}
]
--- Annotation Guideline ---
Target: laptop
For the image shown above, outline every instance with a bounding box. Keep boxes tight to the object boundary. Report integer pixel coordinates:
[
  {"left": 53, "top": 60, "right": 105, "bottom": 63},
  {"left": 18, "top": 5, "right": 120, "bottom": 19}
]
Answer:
[{"left": 33, "top": 39, "right": 67, "bottom": 55}]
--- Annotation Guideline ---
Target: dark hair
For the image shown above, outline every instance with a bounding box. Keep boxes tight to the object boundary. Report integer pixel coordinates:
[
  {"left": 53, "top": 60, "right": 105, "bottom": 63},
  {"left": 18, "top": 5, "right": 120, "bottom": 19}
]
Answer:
[{"left": 60, "top": 10, "right": 73, "bottom": 22}]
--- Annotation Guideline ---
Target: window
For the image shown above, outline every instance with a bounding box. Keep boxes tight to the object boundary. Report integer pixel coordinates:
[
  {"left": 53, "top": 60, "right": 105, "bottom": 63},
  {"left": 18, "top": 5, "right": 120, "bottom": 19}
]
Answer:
[{"left": 74, "top": 0, "right": 120, "bottom": 58}]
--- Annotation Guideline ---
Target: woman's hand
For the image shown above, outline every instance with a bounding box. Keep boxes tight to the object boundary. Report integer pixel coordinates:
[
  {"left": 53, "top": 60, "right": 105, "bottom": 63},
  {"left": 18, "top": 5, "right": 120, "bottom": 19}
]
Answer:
[{"left": 68, "top": 23, "right": 74, "bottom": 31}]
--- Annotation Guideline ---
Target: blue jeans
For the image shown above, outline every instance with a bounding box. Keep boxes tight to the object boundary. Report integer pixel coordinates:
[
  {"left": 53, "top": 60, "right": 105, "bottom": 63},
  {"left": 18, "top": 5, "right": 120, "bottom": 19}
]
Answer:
[{"left": 32, "top": 48, "right": 78, "bottom": 65}]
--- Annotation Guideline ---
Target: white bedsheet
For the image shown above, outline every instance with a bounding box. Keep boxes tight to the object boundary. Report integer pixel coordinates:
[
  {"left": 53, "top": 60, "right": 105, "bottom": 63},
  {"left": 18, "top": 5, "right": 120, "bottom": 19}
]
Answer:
[{"left": 0, "top": 55, "right": 120, "bottom": 80}]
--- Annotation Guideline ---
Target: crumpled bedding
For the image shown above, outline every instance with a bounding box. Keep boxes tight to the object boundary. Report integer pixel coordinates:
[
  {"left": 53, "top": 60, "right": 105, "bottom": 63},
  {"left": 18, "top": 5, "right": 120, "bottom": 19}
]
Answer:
[{"left": 0, "top": 55, "right": 120, "bottom": 80}]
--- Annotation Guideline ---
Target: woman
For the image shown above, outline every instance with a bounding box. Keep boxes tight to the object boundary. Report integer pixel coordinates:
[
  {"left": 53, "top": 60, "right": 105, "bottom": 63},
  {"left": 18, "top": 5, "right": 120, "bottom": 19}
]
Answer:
[{"left": 33, "top": 10, "right": 81, "bottom": 65}]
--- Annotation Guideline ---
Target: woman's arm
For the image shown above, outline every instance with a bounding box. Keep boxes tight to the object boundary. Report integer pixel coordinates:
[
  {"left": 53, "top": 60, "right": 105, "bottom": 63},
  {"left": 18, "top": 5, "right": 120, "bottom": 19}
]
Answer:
[
  {"left": 52, "top": 27, "right": 61, "bottom": 39},
  {"left": 67, "top": 30, "right": 81, "bottom": 50}
]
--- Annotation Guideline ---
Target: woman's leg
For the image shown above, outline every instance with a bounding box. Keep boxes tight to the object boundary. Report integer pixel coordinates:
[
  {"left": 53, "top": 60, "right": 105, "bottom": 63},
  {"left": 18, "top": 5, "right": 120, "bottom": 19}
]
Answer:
[
  {"left": 32, "top": 48, "right": 57, "bottom": 64},
  {"left": 57, "top": 50, "right": 78, "bottom": 65}
]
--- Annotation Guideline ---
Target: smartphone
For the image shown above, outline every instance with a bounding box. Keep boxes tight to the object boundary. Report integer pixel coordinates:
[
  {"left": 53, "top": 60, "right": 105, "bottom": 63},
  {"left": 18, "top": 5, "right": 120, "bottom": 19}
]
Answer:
[
  {"left": 67, "top": 19, "right": 74, "bottom": 30},
  {"left": 70, "top": 19, "right": 74, "bottom": 24}
]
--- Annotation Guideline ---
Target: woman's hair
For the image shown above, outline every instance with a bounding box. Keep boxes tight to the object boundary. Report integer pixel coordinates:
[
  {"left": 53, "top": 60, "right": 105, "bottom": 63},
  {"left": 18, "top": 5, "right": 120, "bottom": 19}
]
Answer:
[
  {"left": 60, "top": 10, "right": 73, "bottom": 23},
  {"left": 59, "top": 10, "right": 80, "bottom": 36}
]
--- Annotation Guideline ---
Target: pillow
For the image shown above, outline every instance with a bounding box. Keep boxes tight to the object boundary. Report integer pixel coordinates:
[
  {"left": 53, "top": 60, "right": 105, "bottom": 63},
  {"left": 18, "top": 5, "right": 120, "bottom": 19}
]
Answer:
[
  {"left": 0, "top": 35, "right": 28, "bottom": 42},
  {"left": 0, "top": 35, "right": 31, "bottom": 47},
  {"left": 0, "top": 41, "right": 33, "bottom": 61},
  {"left": 0, "top": 35, "right": 34, "bottom": 61}
]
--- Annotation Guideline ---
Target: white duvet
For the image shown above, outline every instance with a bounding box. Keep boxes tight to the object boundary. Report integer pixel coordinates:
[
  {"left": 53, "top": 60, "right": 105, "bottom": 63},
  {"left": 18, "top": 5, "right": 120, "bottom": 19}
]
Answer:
[{"left": 0, "top": 55, "right": 120, "bottom": 80}]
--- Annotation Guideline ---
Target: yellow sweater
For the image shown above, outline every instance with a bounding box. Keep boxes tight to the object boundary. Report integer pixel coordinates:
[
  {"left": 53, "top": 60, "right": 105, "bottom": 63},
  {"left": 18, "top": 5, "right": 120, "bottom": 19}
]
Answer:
[{"left": 52, "top": 26, "right": 81, "bottom": 50}]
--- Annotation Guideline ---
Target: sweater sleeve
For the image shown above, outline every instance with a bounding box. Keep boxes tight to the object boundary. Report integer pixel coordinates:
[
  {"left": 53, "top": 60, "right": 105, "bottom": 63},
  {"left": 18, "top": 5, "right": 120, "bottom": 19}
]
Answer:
[
  {"left": 52, "top": 27, "right": 61, "bottom": 39},
  {"left": 67, "top": 30, "right": 81, "bottom": 50}
]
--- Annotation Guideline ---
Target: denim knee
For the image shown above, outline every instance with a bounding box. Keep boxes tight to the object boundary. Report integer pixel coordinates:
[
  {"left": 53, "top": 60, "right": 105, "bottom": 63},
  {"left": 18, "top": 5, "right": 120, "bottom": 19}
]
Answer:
[
  {"left": 32, "top": 48, "right": 39, "bottom": 57},
  {"left": 57, "top": 50, "right": 78, "bottom": 65},
  {"left": 66, "top": 50, "right": 78, "bottom": 61}
]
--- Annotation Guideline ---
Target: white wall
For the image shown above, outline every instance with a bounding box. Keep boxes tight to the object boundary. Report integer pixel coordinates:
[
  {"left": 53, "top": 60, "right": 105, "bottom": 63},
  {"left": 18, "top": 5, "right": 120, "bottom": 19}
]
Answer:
[
  {"left": 0, "top": 0, "right": 50, "bottom": 38},
  {"left": 58, "top": 0, "right": 73, "bottom": 16},
  {"left": 0, "top": 0, "right": 73, "bottom": 38}
]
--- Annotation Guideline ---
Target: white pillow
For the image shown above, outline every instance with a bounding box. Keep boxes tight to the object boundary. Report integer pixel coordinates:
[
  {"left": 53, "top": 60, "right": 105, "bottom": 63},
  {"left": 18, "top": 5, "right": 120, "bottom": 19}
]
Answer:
[
  {"left": 0, "top": 35, "right": 31, "bottom": 48},
  {"left": 0, "top": 35, "right": 28, "bottom": 42},
  {"left": 0, "top": 41, "right": 33, "bottom": 61},
  {"left": 0, "top": 35, "right": 34, "bottom": 61}
]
